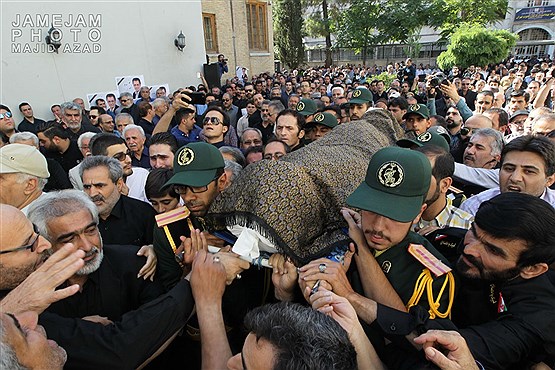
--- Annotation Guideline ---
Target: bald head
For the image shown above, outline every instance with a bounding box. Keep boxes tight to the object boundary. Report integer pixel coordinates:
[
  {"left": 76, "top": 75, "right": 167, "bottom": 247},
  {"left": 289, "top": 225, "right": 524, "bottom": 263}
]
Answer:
[
  {"left": 0, "top": 204, "right": 28, "bottom": 239},
  {"left": 533, "top": 114, "right": 555, "bottom": 140},
  {"left": 465, "top": 114, "right": 493, "bottom": 130}
]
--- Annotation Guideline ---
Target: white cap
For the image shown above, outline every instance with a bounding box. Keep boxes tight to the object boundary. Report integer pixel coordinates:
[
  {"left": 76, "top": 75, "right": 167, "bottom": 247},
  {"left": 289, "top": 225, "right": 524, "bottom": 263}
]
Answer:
[{"left": 0, "top": 143, "right": 50, "bottom": 178}]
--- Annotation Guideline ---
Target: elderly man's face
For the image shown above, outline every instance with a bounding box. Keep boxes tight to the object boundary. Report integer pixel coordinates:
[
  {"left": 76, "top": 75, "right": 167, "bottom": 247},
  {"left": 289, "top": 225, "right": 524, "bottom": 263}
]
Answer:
[
  {"left": 62, "top": 109, "right": 82, "bottom": 130},
  {"left": 288, "top": 96, "right": 300, "bottom": 110},
  {"left": 0, "top": 312, "right": 67, "bottom": 369},
  {"left": 463, "top": 135, "right": 498, "bottom": 169},
  {"left": 0, "top": 206, "right": 51, "bottom": 289},
  {"left": 140, "top": 88, "right": 150, "bottom": 100},
  {"left": 119, "top": 96, "right": 133, "bottom": 109},
  {"left": 82, "top": 167, "right": 122, "bottom": 223},
  {"left": 116, "top": 119, "right": 132, "bottom": 134},
  {"left": 47, "top": 208, "right": 104, "bottom": 276},
  {"left": 98, "top": 115, "right": 115, "bottom": 133},
  {"left": 124, "top": 128, "right": 146, "bottom": 154},
  {"left": 0, "top": 173, "right": 33, "bottom": 209},
  {"left": 79, "top": 137, "right": 92, "bottom": 157},
  {"left": 263, "top": 141, "right": 287, "bottom": 160},
  {"left": 241, "top": 130, "right": 263, "bottom": 150}
]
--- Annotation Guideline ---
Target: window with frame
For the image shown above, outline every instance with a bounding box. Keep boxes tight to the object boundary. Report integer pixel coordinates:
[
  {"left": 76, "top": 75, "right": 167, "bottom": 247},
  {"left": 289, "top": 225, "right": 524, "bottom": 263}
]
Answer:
[
  {"left": 203, "top": 13, "right": 218, "bottom": 53},
  {"left": 527, "top": 0, "right": 550, "bottom": 6},
  {"left": 246, "top": 1, "right": 268, "bottom": 51}
]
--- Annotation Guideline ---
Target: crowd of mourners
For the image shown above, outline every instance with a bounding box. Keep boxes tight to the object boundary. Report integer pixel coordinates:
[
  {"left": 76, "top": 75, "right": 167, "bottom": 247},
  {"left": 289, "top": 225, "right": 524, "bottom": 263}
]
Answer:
[{"left": 1, "top": 53, "right": 555, "bottom": 370}]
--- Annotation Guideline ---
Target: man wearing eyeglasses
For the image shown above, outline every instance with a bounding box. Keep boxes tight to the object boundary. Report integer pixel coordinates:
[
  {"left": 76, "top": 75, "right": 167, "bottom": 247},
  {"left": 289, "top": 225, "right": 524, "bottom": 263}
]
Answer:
[
  {"left": 88, "top": 105, "right": 104, "bottom": 127},
  {"left": 153, "top": 142, "right": 230, "bottom": 288},
  {"left": 0, "top": 143, "right": 50, "bottom": 215},
  {"left": 532, "top": 114, "right": 555, "bottom": 144}
]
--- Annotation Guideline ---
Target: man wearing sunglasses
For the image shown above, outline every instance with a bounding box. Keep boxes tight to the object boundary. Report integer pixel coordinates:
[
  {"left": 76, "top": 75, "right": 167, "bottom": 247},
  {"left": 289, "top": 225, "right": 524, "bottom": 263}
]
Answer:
[
  {"left": 0, "top": 104, "right": 17, "bottom": 139},
  {"left": 201, "top": 106, "right": 230, "bottom": 148}
]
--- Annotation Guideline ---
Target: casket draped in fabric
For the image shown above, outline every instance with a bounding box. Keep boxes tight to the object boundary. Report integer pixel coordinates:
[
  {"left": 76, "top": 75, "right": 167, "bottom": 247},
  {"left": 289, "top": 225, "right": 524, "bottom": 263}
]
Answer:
[{"left": 207, "top": 109, "right": 408, "bottom": 265}]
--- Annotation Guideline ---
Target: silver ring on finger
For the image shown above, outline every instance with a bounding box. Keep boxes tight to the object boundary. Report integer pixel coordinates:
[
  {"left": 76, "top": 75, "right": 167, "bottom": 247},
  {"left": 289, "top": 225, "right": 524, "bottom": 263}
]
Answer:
[
  {"left": 318, "top": 263, "right": 327, "bottom": 273},
  {"left": 236, "top": 274, "right": 242, "bottom": 280}
]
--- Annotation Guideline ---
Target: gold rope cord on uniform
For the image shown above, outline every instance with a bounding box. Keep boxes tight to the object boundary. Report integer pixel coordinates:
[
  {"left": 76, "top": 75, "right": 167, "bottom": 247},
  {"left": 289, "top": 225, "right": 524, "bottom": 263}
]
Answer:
[
  {"left": 406, "top": 269, "right": 455, "bottom": 319},
  {"left": 163, "top": 226, "right": 177, "bottom": 253}
]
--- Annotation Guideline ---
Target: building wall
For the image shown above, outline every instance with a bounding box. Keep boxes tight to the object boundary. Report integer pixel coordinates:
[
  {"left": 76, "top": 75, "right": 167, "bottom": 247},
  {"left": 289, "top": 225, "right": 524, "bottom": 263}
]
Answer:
[
  {"left": 201, "top": 0, "right": 274, "bottom": 81},
  {"left": 1, "top": 1, "right": 207, "bottom": 122}
]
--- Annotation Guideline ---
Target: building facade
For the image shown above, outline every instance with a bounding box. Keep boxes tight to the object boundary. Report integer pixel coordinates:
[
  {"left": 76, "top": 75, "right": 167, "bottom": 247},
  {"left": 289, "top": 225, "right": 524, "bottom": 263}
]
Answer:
[
  {"left": 1, "top": 1, "right": 208, "bottom": 120},
  {"left": 201, "top": 0, "right": 275, "bottom": 81}
]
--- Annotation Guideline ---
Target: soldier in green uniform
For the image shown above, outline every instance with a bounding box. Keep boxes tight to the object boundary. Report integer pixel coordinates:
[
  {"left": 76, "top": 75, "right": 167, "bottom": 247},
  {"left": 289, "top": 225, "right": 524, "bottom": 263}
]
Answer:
[
  {"left": 300, "top": 146, "right": 455, "bottom": 320},
  {"left": 151, "top": 142, "right": 272, "bottom": 369},
  {"left": 153, "top": 142, "right": 230, "bottom": 290}
]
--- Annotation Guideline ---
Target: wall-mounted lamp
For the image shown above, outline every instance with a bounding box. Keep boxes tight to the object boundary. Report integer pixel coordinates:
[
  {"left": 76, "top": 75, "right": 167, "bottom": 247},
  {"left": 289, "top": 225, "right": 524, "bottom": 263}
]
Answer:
[
  {"left": 174, "top": 31, "right": 186, "bottom": 51},
  {"left": 45, "top": 25, "right": 62, "bottom": 53}
]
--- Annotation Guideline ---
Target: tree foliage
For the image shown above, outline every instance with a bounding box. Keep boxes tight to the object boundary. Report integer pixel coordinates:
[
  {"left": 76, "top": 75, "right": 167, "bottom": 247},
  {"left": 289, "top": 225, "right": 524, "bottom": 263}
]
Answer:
[
  {"left": 437, "top": 24, "right": 517, "bottom": 70},
  {"left": 430, "top": 0, "right": 509, "bottom": 37},
  {"left": 332, "top": 0, "right": 433, "bottom": 64},
  {"left": 274, "top": 0, "right": 305, "bottom": 69}
]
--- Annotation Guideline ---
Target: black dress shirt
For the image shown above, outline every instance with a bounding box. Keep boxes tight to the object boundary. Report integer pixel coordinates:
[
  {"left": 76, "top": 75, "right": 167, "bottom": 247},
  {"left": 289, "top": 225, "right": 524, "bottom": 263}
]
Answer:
[
  {"left": 98, "top": 195, "right": 156, "bottom": 246},
  {"left": 45, "top": 140, "right": 83, "bottom": 174},
  {"left": 39, "top": 279, "right": 193, "bottom": 370},
  {"left": 46, "top": 244, "right": 165, "bottom": 321},
  {"left": 130, "top": 146, "right": 151, "bottom": 169},
  {"left": 18, "top": 117, "right": 46, "bottom": 134},
  {"left": 44, "top": 158, "right": 72, "bottom": 191}
]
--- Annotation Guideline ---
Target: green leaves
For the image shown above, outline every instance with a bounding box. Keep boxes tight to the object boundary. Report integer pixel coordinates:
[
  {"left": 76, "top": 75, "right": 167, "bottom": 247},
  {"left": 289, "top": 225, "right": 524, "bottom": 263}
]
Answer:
[
  {"left": 437, "top": 24, "right": 518, "bottom": 69},
  {"left": 274, "top": 0, "right": 305, "bottom": 69}
]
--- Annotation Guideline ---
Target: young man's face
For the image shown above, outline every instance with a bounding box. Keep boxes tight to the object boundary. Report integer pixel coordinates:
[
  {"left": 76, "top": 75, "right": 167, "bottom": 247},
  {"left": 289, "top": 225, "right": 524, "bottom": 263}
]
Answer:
[
  {"left": 106, "top": 96, "right": 116, "bottom": 109},
  {"left": 276, "top": 114, "right": 304, "bottom": 148},
  {"left": 474, "top": 94, "right": 493, "bottom": 114},
  {"left": 133, "top": 80, "right": 141, "bottom": 92},
  {"left": 149, "top": 143, "right": 174, "bottom": 169},
  {"left": 499, "top": 150, "right": 555, "bottom": 197},
  {"left": 149, "top": 194, "right": 180, "bottom": 214},
  {"left": 388, "top": 105, "right": 406, "bottom": 124},
  {"left": 360, "top": 210, "right": 415, "bottom": 251},
  {"left": 405, "top": 114, "right": 429, "bottom": 135}
]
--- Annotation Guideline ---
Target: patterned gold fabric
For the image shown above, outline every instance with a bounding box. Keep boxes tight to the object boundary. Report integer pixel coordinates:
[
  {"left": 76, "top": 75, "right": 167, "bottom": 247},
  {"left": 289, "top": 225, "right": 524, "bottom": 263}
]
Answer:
[{"left": 207, "top": 109, "right": 407, "bottom": 264}]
